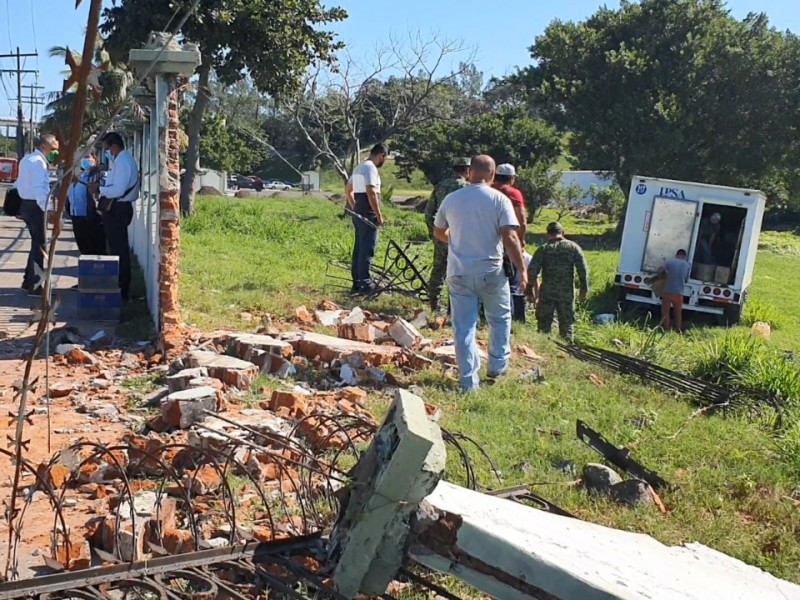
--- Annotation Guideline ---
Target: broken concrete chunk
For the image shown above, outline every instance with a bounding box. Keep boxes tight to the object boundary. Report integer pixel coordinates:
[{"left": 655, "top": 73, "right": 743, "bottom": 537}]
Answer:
[
  {"left": 295, "top": 305, "right": 314, "bottom": 323},
  {"left": 55, "top": 343, "right": 82, "bottom": 355},
  {"left": 53, "top": 533, "right": 91, "bottom": 571},
  {"left": 160, "top": 386, "right": 219, "bottom": 429},
  {"left": 331, "top": 389, "right": 446, "bottom": 598},
  {"left": 428, "top": 344, "right": 486, "bottom": 364},
  {"left": 166, "top": 367, "right": 209, "bottom": 393},
  {"left": 340, "top": 364, "right": 361, "bottom": 386},
  {"left": 316, "top": 310, "right": 343, "bottom": 327},
  {"left": 182, "top": 464, "right": 223, "bottom": 495},
  {"left": 142, "top": 386, "right": 169, "bottom": 409},
  {"left": 582, "top": 463, "right": 623, "bottom": 495},
  {"left": 342, "top": 306, "right": 365, "bottom": 325},
  {"left": 388, "top": 318, "right": 421, "bottom": 349},
  {"left": 188, "top": 376, "right": 224, "bottom": 391},
  {"left": 410, "top": 310, "right": 429, "bottom": 330},
  {"left": 185, "top": 350, "right": 258, "bottom": 389}
]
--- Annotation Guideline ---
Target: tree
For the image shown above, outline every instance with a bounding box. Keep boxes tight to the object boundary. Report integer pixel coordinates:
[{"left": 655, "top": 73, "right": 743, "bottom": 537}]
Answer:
[
  {"left": 41, "top": 43, "right": 139, "bottom": 146},
  {"left": 101, "top": 0, "right": 346, "bottom": 215},
  {"left": 394, "top": 107, "right": 562, "bottom": 185},
  {"left": 552, "top": 182, "right": 585, "bottom": 221},
  {"left": 285, "top": 34, "right": 473, "bottom": 182},
  {"left": 190, "top": 112, "right": 266, "bottom": 174},
  {"left": 516, "top": 164, "right": 561, "bottom": 223},
  {"left": 515, "top": 0, "right": 800, "bottom": 235},
  {"left": 589, "top": 182, "right": 625, "bottom": 221}
]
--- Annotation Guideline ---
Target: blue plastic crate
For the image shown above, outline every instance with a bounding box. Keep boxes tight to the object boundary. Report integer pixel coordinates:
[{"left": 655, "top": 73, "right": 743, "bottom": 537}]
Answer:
[
  {"left": 78, "top": 274, "right": 119, "bottom": 291},
  {"left": 78, "top": 255, "right": 119, "bottom": 278},
  {"left": 78, "top": 289, "right": 122, "bottom": 322}
]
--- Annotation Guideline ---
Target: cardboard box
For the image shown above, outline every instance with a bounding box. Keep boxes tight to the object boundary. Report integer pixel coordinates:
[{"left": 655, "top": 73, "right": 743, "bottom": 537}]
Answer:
[
  {"left": 692, "top": 263, "right": 715, "bottom": 282},
  {"left": 715, "top": 266, "right": 731, "bottom": 285}
]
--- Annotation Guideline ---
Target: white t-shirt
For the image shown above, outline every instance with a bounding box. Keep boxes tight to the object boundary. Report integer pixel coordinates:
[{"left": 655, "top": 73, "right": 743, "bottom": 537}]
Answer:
[
  {"left": 434, "top": 183, "right": 519, "bottom": 276},
  {"left": 350, "top": 160, "right": 381, "bottom": 194}
]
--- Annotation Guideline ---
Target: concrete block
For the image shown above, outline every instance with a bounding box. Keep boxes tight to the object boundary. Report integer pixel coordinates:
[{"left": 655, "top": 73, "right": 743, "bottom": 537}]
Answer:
[
  {"left": 410, "top": 481, "right": 800, "bottom": 600},
  {"left": 160, "top": 386, "right": 219, "bottom": 429},
  {"left": 186, "top": 350, "right": 258, "bottom": 389},
  {"left": 166, "top": 367, "right": 209, "bottom": 393},
  {"left": 330, "top": 389, "right": 445, "bottom": 598},
  {"left": 291, "top": 332, "right": 403, "bottom": 366},
  {"left": 225, "top": 333, "right": 293, "bottom": 361},
  {"left": 388, "top": 318, "right": 421, "bottom": 348}
]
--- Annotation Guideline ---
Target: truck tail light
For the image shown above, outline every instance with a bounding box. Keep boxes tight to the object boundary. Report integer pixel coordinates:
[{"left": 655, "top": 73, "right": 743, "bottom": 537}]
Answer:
[
  {"left": 634, "top": 276, "right": 642, "bottom": 284},
  {"left": 723, "top": 290, "right": 732, "bottom": 298},
  {"left": 624, "top": 275, "right": 632, "bottom": 282},
  {"left": 713, "top": 288, "right": 721, "bottom": 295},
  {"left": 703, "top": 286, "right": 711, "bottom": 294}
]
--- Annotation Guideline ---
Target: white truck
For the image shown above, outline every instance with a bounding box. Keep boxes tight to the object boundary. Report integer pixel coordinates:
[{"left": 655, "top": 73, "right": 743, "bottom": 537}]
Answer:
[{"left": 615, "top": 176, "right": 766, "bottom": 324}]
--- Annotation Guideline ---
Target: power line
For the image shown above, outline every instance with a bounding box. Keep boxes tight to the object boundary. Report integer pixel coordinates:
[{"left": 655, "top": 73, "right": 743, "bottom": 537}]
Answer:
[
  {"left": 0, "top": 48, "right": 38, "bottom": 158},
  {"left": 4, "top": 0, "right": 11, "bottom": 52}
]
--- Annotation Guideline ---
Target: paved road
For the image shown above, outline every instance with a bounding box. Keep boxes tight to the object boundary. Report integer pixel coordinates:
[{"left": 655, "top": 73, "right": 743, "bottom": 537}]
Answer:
[{"left": 0, "top": 213, "right": 81, "bottom": 339}]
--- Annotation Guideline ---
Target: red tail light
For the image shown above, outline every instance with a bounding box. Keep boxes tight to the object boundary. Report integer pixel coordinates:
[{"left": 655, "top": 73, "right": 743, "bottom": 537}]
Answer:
[
  {"left": 634, "top": 276, "right": 642, "bottom": 283},
  {"left": 703, "top": 286, "right": 711, "bottom": 294},
  {"left": 723, "top": 290, "right": 732, "bottom": 298},
  {"left": 624, "top": 275, "right": 632, "bottom": 282}
]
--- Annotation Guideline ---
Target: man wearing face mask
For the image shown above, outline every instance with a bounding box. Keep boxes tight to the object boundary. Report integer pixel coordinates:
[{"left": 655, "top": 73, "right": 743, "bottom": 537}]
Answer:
[
  {"left": 68, "top": 151, "right": 106, "bottom": 256},
  {"left": 89, "top": 132, "right": 139, "bottom": 301},
  {"left": 14, "top": 134, "right": 58, "bottom": 294}
]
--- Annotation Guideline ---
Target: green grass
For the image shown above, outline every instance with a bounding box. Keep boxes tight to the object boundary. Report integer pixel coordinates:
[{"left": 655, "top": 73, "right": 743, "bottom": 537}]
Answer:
[{"left": 180, "top": 196, "right": 800, "bottom": 583}]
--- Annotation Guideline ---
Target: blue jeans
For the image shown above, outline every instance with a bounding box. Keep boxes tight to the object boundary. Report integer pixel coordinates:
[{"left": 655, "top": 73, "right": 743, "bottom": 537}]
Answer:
[
  {"left": 447, "top": 268, "right": 512, "bottom": 391},
  {"left": 350, "top": 215, "right": 378, "bottom": 290},
  {"left": 20, "top": 200, "right": 45, "bottom": 286}
]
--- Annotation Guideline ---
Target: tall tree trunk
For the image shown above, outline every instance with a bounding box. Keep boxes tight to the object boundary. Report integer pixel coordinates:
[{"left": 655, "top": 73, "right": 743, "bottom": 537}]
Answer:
[
  {"left": 614, "top": 172, "right": 632, "bottom": 240},
  {"left": 180, "top": 61, "right": 211, "bottom": 217}
]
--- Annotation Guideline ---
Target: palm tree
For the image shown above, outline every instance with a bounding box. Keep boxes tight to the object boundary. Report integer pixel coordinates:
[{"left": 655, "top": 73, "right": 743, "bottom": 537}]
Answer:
[{"left": 40, "top": 38, "right": 141, "bottom": 146}]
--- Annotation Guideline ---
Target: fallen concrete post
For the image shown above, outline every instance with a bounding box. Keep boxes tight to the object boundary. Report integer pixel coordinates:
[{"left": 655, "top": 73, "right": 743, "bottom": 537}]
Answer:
[
  {"left": 409, "top": 481, "right": 800, "bottom": 600},
  {"left": 329, "top": 389, "right": 446, "bottom": 598},
  {"left": 329, "top": 397, "right": 800, "bottom": 600}
]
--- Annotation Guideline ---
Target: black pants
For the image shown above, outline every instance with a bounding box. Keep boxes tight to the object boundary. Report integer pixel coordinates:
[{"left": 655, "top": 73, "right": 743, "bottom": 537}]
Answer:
[
  {"left": 350, "top": 214, "right": 378, "bottom": 290},
  {"left": 101, "top": 201, "right": 133, "bottom": 299},
  {"left": 19, "top": 200, "right": 44, "bottom": 287},
  {"left": 72, "top": 215, "right": 106, "bottom": 255}
]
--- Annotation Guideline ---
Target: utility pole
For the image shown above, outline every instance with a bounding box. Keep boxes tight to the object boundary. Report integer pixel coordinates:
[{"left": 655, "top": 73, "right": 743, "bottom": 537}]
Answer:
[
  {"left": 0, "top": 48, "right": 38, "bottom": 158},
  {"left": 22, "top": 84, "right": 44, "bottom": 152}
]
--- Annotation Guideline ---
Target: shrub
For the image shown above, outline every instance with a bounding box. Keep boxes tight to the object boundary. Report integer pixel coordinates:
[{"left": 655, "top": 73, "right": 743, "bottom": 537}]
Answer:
[
  {"left": 742, "top": 298, "right": 783, "bottom": 330},
  {"left": 691, "top": 330, "right": 767, "bottom": 385}
]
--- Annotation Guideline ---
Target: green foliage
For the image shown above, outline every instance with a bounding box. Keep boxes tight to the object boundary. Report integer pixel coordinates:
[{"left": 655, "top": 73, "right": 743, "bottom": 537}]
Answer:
[
  {"left": 394, "top": 107, "right": 561, "bottom": 184},
  {"left": 552, "top": 182, "right": 586, "bottom": 220},
  {"left": 196, "top": 112, "right": 266, "bottom": 174},
  {"left": 516, "top": 163, "right": 561, "bottom": 222},
  {"left": 517, "top": 0, "right": 800, "bottom": 226},
  {"left": 742, "top": 298, "right": 784, "bottom": 330},
  {"left": 691, "top": 330, "right": 768, "bottom": 386},
  {"left": 589, "top": 182, "right": 625, "bottom": 221}
]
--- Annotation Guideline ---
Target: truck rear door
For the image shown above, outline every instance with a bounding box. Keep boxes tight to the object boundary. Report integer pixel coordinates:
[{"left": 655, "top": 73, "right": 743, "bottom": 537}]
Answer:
[{"left": 642, "top": 196, "right": 697, "bottom": 272}]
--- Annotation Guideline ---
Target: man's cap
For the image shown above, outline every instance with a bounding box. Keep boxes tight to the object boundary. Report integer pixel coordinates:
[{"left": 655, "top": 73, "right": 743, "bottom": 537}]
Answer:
[
  {"left": 547, "top": 221, "right": 564, "bottom": 234},
  {"left": 496, "top": 163, "right": 517, "bottom": 177},
  {"left": 453, "top": 157, "right": 472, "bottom": 167}
]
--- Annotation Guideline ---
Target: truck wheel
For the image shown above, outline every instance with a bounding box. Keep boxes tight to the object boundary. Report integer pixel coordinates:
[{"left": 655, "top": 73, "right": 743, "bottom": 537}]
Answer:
[{"left": 722, "top": 301, "right": 744, "bottom": 326}]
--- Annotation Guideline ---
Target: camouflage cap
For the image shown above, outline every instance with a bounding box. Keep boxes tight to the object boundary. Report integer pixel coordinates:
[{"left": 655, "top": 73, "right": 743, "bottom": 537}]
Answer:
[
  {"left": 547, "top": 221, "right": 564, "bottom": 234},
  {"left": 453, "top": 157, "right": 472, "bottom": 167}
]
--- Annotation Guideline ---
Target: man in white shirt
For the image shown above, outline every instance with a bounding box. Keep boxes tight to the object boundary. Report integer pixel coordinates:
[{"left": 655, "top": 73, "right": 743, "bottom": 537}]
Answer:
[
  {"left": 433, "top": 155, "right": 527, "bottom": 391},
  {"left": 344, "top": 143, "right": 387, "bottom": 295},
  {"left": 89, "top": 131, "right": 139, "bottom": 300},
  {"left": 14, "top": 134, "right": 58, "bottom": 294}
]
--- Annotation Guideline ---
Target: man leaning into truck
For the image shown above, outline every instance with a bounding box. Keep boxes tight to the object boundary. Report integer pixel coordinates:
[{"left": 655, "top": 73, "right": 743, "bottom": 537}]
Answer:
[
  {"left": 659, "top": 249, "right": 691, "bottom": 333},
  {"left": 526, "top": 222, "right": 589, "bottom": 342}
]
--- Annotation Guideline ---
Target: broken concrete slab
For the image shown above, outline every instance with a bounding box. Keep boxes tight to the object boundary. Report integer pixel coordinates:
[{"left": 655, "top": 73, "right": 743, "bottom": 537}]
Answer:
[
  {"left": 428, "top": 344, "right": 486, "bottom": 365},
  {"left": 185, "top": 350, "right": 258, "bottom": 389},
  {"left": 610, "top": 479, "right": 654, "bottom": 507},
  {"left": 341, "top": 306, "right": 366, "bottom": 325},
  {"left": 338, "top": 323, "right": 376, "bottom": 343},
  {"left": 160, "top": 386, "right": 219, "bottom": 429},
  {"left": 316, "top": 310, "right": 343, "bottom": 327},
  {"left": 166, "top": 367, "right": 209, "bottom": 393},
  {"left": 410, "top": 480, "right": 800, "bottom": 600},
  {"left": 290, "top": 332, "right": 403, "bottom": 366},
  {"left": 330, "top": 389, "right": 445, "bottom": 598}
]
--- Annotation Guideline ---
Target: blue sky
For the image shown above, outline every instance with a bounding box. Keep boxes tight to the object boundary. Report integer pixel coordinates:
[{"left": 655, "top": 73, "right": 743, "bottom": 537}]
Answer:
[{"left": 0, "top": 0, "right": 797, "bottom": 120}]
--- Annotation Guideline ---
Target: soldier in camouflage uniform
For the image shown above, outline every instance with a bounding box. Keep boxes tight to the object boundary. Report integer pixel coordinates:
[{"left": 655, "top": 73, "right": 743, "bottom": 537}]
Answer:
[
  {"left": 526, "top": 221, "right": 589, "bottom": 341},
  {"left": 425, "top": 157, "right": 471, "bottom": 312}
]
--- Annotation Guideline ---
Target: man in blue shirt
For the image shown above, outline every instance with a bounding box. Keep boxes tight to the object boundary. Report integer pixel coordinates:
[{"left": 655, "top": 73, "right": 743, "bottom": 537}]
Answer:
[
  {"left": 659, "top": 249, "right": 691, "bottom": 332},
  {"left": 68, "top": 152, "right": 106, "bottom": 255}
]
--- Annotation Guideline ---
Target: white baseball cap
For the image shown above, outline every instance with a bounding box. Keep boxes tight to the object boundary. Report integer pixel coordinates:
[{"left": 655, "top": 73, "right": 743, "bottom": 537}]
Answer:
[
  {"left": 496, "top": 163, "right": 517, "bottom": 177},
  {"left": 710, "top": 212, "right": 721, "bottom": 223}
]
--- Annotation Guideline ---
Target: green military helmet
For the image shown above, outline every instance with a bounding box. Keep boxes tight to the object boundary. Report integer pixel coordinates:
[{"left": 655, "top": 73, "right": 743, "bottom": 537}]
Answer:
[{"left": 547, "top": 221, "right": 564, "bottom": 234}]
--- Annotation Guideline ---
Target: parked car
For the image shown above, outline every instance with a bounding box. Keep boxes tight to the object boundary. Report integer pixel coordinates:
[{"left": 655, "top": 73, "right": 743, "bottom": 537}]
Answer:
[
  {"left": 227, "top": 173, "right": 240, "bottom": 189},
  {"left": 235, "top": 174, "right": 264, "bottom": 192},
  {"left": 266, "top": 180, "right": 293, "bottom": 191}
]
